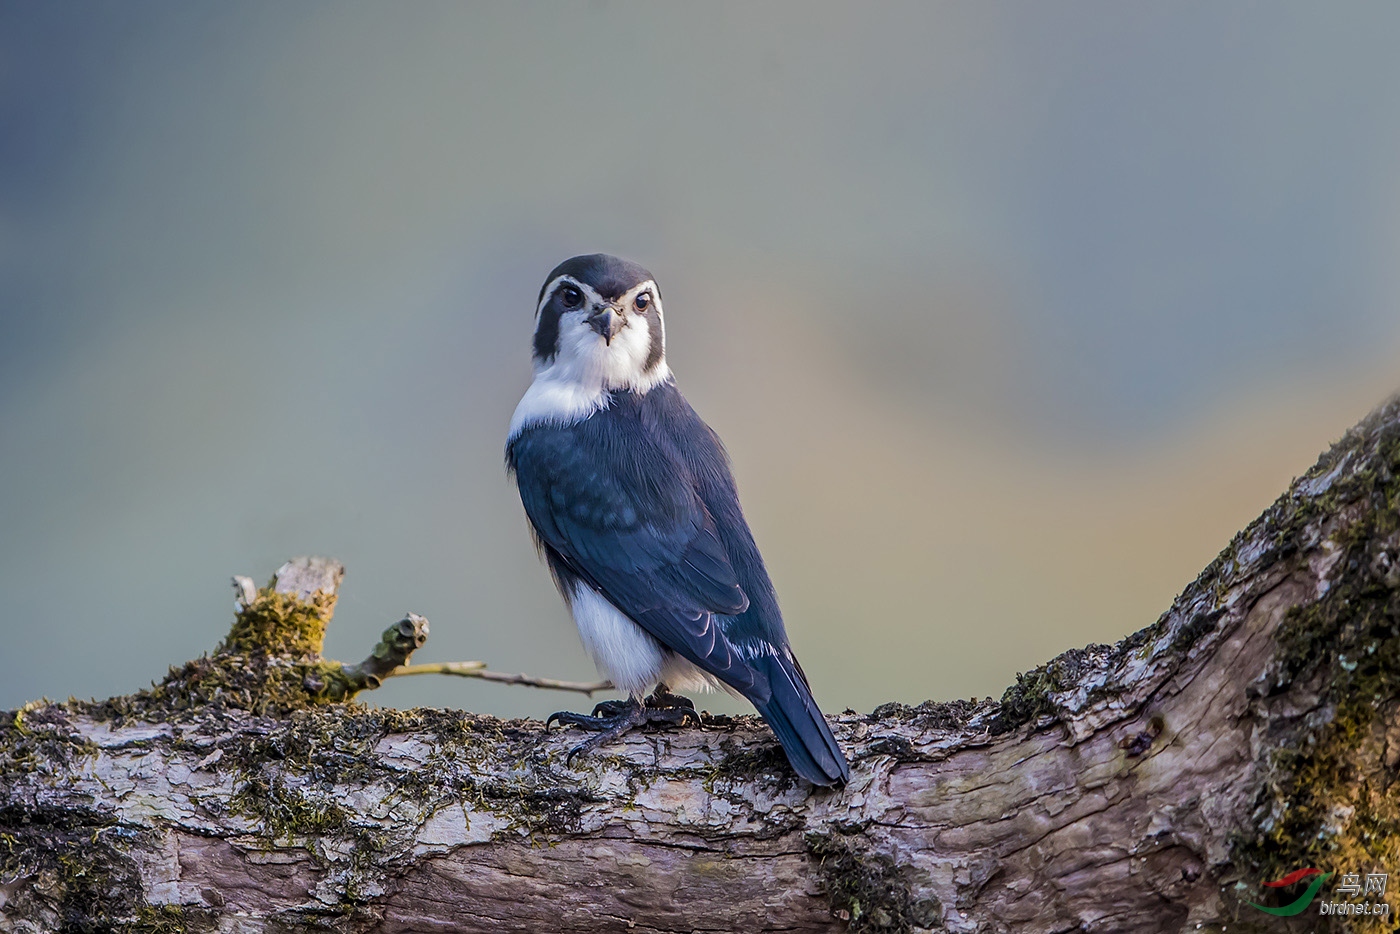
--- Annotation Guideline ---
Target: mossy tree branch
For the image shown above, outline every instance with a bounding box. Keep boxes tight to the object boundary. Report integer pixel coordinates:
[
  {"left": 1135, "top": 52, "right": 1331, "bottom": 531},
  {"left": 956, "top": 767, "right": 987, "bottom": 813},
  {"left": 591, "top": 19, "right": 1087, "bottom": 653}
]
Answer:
[{"left": 7, "top": 396, "right": 1400, "bottom": 933}]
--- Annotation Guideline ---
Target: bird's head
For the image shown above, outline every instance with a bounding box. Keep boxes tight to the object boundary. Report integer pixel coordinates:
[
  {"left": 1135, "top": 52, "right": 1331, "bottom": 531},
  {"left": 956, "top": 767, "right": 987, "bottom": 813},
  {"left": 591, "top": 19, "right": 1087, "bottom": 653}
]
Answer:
[{"left": 531, "top": 253, "right": 669, "bottom": 393}]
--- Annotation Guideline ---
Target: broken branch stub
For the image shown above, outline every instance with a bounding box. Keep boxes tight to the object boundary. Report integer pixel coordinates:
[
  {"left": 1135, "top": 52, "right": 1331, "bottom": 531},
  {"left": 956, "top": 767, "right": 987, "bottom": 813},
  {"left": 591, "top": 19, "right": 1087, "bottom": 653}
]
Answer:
[
  {"left": 341, "top": 614, "right": 431, "bottom": 691},
  {"left": 220, "top": 556, "right": 346, "bottom": 660}
]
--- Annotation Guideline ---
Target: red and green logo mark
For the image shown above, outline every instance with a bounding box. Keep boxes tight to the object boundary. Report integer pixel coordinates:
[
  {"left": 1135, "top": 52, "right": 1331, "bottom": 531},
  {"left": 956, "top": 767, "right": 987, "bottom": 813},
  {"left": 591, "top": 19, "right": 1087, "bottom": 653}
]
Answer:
[{"left": 1248, "top": 868, "right": 1333, "bottom": 917}]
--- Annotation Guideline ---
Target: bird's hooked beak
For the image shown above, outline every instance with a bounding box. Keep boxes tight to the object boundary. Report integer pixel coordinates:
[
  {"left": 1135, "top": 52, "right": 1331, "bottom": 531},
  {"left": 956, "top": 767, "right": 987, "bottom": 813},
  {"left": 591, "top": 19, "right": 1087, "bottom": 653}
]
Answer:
[{"left": 586, "top": 305, "right": 624, "bottom": 345}]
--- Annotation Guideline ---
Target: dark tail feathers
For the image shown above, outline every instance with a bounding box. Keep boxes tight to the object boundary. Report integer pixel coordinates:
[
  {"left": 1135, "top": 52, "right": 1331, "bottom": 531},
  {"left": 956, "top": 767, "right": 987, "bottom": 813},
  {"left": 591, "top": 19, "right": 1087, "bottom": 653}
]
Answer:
[{"left": 748, "top": 649, "right": 850, "bottom": 786}]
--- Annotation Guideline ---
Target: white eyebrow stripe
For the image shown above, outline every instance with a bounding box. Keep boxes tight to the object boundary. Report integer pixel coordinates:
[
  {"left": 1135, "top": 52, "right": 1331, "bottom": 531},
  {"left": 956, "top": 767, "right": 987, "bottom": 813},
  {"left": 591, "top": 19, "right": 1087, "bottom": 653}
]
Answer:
[
  {"left": 537, "top": 275, "right": 607, "bottom": 317},
  {"left": 616, "top": 279, "right": 661, "bottom": 309}
]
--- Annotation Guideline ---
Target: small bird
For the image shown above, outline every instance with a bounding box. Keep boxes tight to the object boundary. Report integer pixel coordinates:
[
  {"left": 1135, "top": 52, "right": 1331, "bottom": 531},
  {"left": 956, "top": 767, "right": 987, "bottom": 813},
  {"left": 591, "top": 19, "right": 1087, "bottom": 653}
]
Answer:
[{"left": 505, "top": 254, "right": 850, "bottom": 786}]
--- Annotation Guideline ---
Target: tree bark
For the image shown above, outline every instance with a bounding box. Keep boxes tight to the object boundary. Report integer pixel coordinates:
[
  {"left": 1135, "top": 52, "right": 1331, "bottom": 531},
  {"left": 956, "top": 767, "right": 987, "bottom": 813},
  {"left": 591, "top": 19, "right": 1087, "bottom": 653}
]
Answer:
[{"left": 6, "top": 397, "right": 1400, "bottom": 934}]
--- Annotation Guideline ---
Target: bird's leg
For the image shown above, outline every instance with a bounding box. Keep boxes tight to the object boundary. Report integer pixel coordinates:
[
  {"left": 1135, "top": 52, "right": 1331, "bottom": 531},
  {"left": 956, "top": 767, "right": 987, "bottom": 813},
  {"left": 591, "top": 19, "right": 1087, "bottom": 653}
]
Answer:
[
  {"left": 643, "top": 681, "right": 696, "bottom": 713},
  {"left": 546, "top": 687, "right": 702, "bottom": 765}
]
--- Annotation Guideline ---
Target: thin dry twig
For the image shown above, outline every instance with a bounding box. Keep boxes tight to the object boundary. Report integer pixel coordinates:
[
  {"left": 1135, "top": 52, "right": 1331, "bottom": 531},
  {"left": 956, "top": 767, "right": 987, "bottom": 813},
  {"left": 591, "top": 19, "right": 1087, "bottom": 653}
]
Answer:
[{"left": 388, "top": 661, "right": 613, "bottom": 696}]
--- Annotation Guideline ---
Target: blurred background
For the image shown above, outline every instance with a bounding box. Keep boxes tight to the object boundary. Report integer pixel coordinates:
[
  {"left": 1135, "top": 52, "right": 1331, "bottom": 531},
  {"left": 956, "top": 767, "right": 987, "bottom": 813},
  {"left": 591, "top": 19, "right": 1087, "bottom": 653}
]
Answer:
[{"left": 2, "top": 3, "right": 1398, "bottom": 719}]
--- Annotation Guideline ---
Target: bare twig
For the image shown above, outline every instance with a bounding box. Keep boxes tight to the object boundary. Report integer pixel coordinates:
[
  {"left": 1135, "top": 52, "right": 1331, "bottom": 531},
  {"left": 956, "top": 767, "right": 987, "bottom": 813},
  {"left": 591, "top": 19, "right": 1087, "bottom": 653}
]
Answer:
[{"left": 389, "top": 661, "right": 613, "bottom": 696}]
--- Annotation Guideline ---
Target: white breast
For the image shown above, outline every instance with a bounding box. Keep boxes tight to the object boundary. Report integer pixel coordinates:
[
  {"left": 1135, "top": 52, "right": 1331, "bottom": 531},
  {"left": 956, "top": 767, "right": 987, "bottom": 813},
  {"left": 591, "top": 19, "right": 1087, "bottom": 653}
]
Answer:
[{"left": 507, "top": 374, "right": 607, "bottom": 439}]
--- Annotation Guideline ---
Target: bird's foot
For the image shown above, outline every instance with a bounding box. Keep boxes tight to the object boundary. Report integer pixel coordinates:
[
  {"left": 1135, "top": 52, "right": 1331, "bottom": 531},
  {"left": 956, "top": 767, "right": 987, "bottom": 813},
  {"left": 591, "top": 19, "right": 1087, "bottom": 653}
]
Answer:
[
  {"left": 587, "top": 698, "right": 633, "bottom": 719},
  {"left": 588, "top": 683, "right": 695, "bottom": 719},
  {"left": 546, "top": 690, "right": 701, "bottom": 765},
  {"left": 644, "top": 683, "right": 696, "bottom": 713}
]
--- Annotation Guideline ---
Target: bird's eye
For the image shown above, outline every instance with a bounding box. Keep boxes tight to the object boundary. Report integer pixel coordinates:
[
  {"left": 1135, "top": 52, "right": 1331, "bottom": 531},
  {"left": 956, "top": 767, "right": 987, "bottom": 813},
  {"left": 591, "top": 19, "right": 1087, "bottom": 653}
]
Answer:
[
  {"left": 634, "top": 292, "right": 651, "bottom": 311},
  {"left": 559, "top": 286, "right": 583, "bottom": 308}
]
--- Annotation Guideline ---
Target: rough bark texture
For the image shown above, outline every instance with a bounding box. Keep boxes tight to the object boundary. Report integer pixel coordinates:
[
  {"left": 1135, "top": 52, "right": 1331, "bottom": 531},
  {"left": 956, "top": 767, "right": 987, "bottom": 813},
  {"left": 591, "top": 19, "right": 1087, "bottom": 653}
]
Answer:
[{"left": 7, "top": 397, "right": 1400, "bottom": 934}]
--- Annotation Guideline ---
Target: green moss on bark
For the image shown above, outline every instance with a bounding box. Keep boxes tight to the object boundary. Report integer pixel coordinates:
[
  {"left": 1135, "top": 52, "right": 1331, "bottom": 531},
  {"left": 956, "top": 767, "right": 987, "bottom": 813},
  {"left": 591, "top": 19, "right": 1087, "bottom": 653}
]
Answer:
[
  {"left": 230, "top": 773, "right": 349, "bottom": 842},
  {"left": 220, "top": 584, "right": 336, "bottom": 658},
  {"left": 806, "top": 830, "right": 942, "bottom": 933},
  {"left": 0, "top": 804, "right": 217, "bottom": 933},
  {"left": 68, "top": 583, "right": 371, "bottom": 725}
]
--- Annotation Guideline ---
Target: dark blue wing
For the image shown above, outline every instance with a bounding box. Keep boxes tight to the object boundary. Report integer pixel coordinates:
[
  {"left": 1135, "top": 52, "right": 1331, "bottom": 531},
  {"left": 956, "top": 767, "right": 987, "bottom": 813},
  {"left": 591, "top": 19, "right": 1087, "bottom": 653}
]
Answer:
[{"left": 507, "top": 412, "right": 763, "bottom": 694}]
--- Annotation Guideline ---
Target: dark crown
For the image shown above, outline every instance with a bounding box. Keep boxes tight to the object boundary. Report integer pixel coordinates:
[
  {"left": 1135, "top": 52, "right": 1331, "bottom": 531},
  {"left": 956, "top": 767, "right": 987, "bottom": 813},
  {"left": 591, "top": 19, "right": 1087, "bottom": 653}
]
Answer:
[{"left": 538, "top": 254, "right": 656, "bottom": 304}]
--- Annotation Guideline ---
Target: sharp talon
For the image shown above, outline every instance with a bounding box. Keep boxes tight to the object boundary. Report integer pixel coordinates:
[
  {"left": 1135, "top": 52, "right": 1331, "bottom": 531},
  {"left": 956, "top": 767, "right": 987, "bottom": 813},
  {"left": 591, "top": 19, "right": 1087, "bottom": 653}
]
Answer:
[
  {"left": 591, "top": 699, "right": 630, "bottom": 719},
  {"left": 547, "top": 710, "right": 608, "bottom": 732}
]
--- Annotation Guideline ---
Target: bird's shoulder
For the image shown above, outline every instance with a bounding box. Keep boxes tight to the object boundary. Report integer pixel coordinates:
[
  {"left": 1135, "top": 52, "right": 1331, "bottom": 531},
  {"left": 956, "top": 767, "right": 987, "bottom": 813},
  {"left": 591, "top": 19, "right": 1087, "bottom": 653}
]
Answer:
[
  {"left": 508, "top": 380, "right": 724, "bottom": 484},
  {"left": 506, "top": 384, "right": 706, "bottom": 547},
  {"left": 506, "top": 383, "right": 746, "bottom": 598},
  {"left": 620, "top": 380, "right": 737, "bottom": 486}
]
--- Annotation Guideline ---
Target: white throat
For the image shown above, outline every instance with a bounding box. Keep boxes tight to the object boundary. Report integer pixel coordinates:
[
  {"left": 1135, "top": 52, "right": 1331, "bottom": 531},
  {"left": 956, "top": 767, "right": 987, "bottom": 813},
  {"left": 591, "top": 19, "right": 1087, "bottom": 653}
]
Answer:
[{"left": 508, "top": 277, "right": 671, "bottom": 439}]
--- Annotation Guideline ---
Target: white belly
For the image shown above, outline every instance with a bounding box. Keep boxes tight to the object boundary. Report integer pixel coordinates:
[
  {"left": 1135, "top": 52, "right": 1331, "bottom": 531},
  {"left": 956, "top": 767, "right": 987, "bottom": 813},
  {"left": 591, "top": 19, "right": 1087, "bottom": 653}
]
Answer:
[{"left": 569, "top": 583, "right": 720, "bottom": 696}]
